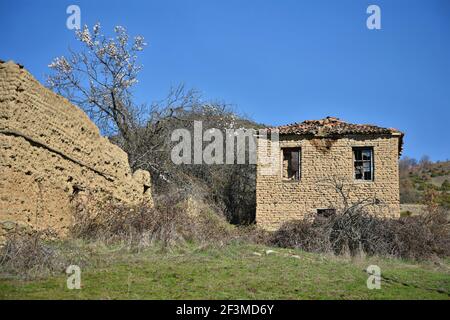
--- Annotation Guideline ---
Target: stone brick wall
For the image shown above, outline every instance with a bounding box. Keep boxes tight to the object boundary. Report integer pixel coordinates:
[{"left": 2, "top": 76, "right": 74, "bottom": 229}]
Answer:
[
  {"left": 256, "top": 133, "right": 401, "bottom": 230},
  {"left": 0, "top": 61, "right": 153, "bottom": 240}
]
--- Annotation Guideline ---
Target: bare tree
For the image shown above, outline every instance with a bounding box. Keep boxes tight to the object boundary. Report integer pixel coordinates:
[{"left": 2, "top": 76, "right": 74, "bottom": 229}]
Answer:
[
  {"left": 419, "top": 155, "right": 432, "bottom": 170},
  {"left": 46, "top": 23, "right": 199, "bottom": 175}
]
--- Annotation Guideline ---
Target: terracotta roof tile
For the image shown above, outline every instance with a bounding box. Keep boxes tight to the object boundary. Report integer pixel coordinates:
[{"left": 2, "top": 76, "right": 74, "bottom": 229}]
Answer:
[{"left": 268, "top": 116, "right": 404, "bottom": 155}]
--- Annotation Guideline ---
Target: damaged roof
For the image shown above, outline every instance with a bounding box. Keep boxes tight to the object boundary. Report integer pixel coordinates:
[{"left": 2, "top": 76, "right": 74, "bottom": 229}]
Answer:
[{"left": 269, "top": 116, "right": 404, "bottom": 155}]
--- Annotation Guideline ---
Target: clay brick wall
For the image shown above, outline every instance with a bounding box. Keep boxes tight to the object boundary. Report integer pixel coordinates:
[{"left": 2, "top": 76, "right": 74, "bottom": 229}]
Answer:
[
  {"left": 0, "top": 61, "right": 153, "bottom": 240},
  {"left": 256, "top": 133, "right": 401, "bottom": 230}
]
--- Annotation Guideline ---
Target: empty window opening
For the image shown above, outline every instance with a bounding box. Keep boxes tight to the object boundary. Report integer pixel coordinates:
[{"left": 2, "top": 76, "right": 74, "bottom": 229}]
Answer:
[
  {"left": 353, "top": 147, "right": 374, "bottom": 181},
  {"left": 282, "top": 148, "right": 301, "bottom": 181},
  {"left": 317, "top": 208, "right": 336, "bottom": 218}
]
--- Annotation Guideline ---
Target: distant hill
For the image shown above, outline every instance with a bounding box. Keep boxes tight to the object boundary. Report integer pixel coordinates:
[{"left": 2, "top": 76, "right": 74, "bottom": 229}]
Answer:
[{"left": 400, "top": 158, "right": 450, "bottom": 208}]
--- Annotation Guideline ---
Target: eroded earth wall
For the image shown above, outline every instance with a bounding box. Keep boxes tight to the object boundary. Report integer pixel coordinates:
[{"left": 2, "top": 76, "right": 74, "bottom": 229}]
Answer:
[{"left": 0, "top": 61, "right": 153, "bottom": 240}]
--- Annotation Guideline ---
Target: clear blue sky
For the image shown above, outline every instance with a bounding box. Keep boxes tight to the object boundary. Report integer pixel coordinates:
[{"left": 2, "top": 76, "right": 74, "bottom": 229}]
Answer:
[{"left": 1, "top": 0, "right": 449, "bottom": 161}]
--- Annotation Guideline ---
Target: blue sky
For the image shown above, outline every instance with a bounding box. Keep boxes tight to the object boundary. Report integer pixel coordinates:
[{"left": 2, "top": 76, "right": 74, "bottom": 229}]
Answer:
[{"left": 1, "top": 0, "right": 449, "bottom": 161}]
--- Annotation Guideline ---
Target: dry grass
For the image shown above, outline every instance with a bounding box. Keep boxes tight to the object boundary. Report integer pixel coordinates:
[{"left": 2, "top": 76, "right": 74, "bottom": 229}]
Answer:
[
  {"left": 0, "top": 193, "right": 271, "bottom": 279},
  {"left": 69, "top": 192, "right": 268, "bottom": 250},
  {"left": 0, "top": 230, "right": 65, "bottom": 279},
  {"left": 3, "top": 190, "right": 447, "bottom": 281}
]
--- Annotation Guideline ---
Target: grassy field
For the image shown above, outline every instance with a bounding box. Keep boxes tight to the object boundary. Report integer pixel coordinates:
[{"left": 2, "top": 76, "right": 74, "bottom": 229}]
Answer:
[{"left": 0, "top": 243, "right": 449, "bottom": 300}]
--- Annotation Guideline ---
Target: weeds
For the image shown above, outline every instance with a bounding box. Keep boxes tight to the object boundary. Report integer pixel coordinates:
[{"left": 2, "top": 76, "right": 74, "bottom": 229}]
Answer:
[
  {"left": 70, "top": 192, "right": 241, "bottom": 250},
  {"left": 0, "top": 230, "right": 65, "bottom": 279},
  {"left": 2, "top": 189, "right": 447, "bottom": 280}
]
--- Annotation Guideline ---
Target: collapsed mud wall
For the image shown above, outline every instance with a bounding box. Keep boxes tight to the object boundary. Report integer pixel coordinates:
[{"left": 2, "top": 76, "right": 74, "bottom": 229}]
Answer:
[{"left": 0, "top": 60, "right": 153, "bottom": 240}]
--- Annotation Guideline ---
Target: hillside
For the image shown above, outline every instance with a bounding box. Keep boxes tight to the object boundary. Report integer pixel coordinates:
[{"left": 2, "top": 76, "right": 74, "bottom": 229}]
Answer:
[{"left": 400, "top": 159, "right": 450, "bottom": 209}]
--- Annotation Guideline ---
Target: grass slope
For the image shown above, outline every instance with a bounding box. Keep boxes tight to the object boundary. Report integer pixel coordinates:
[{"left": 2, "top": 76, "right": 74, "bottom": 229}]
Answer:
[
  {"left": 400, "top": 160, "right": 450, "bottom": 208},
  {"left": 1, "top": 244, "right": 449, "bottom": 300}
]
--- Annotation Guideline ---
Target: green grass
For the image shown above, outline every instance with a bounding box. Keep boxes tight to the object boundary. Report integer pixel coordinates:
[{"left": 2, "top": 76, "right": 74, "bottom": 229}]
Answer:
[{"left": 1, "top": 243, "right": 449, "bottom": 300}]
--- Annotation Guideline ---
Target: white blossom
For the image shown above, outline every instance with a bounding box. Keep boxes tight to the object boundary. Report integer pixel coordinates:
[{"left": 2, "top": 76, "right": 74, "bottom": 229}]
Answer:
[
  {"left": 133, "top": 36, "right": 147, "bottom": 51},
  {"left": 76, "top": 25, "right": 93, "bottom": 47},
  {"left": 114, "top": 25, "right": 126, "bottom": 34},
  {"left": 48, "top": 56, "right": 72, "bottom": 73},
  {"left": 107, "top": 42, "right": 117, "bottom": 56},
  {"left": 93, "top": 22, "right": 101, "bottom": 35}
]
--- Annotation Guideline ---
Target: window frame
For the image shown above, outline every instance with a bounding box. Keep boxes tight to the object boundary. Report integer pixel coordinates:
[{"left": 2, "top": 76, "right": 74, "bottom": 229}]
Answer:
[
  {"left": 353, "top": 147, "right": 374, "bottom": 182},
  {"left": 281, "top": 147, "right": 302, "bottom": 182}
]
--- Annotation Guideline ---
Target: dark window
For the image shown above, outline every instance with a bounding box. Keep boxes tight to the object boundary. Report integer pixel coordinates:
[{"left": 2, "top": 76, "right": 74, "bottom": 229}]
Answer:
[
  {"left": 282, "top": 148, "right": 301, "bottom": 180},
  {"left": 314, "top": 209, "right": 336, "bottom": 224},
  {"left": 353, "top": 147, "right": 374, "bottom": 181},
  {"left": 317, "top": 208, "right": 336, "bottom": 218}
]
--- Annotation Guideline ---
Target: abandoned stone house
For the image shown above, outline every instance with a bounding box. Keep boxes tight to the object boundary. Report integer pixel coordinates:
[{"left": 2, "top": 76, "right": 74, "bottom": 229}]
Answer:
[{"left": 256, "top": 116, "right": 404, "bottom": 230}]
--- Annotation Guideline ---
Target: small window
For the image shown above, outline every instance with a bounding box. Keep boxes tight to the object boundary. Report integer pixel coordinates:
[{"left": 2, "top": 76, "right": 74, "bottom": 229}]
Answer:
[
  {"left": 353, "top": 147, "right": 373, "bottom": 181},
  {"left": 282, "top": 148, "right": 301, "bottom": 180},
  {"left": 317, "top": 208, "right": 336, "bottom": 218},
  {"left": 314, "top": 209, "right": 336, "bottom": 224}
]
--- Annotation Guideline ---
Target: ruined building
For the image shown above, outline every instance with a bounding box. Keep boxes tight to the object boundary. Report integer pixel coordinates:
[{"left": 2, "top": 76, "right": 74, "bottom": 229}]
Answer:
[
  {"left": 0, "top": 61, "right": 153, "bottom": 240},
  {"left": 256, "top": 116, "right": 403, "bottom": 230}
]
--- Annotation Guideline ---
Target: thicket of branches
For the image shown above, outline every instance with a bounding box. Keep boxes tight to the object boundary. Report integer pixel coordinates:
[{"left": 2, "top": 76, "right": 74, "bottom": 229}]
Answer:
[
  {"left": 47, "top": 24, "right": 259, "bottom": 224},
  {"left": 271, "top": 178, "right": 450, "bottom": 260}
]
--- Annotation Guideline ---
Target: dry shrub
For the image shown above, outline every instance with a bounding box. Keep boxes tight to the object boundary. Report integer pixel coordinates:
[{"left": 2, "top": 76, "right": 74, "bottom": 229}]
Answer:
[
  {"left": 192, "top": 207, "right": 235, "bottom": 245},
  {"left": 70, "top": 192, "right": 239, "bottom": 249},
  {"left": 0, "top": 230, "right": 66, "bottom": 278},
  {"left": 389, "top": 208, "right": 450, "bottom": 260},
  {"left": 271, "top": 219, "right": 332, "bottom": 252},
  {"left": 272, "top": 177, "right": 450, "bottom": 261},
  {"left": 272, "top": 206, "right": 450, "bottom": 261},
  {"left": 235, "top": 224, "right": 272, "bottom": 245},
  {"left": 71, "top": 194, "right": 191, "bottom": 248}
]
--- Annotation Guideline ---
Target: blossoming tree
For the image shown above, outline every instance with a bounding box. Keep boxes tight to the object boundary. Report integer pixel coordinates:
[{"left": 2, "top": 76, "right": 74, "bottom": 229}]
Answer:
[{"left": 47, "top": 23, "right": 146, "bottom": 143}]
